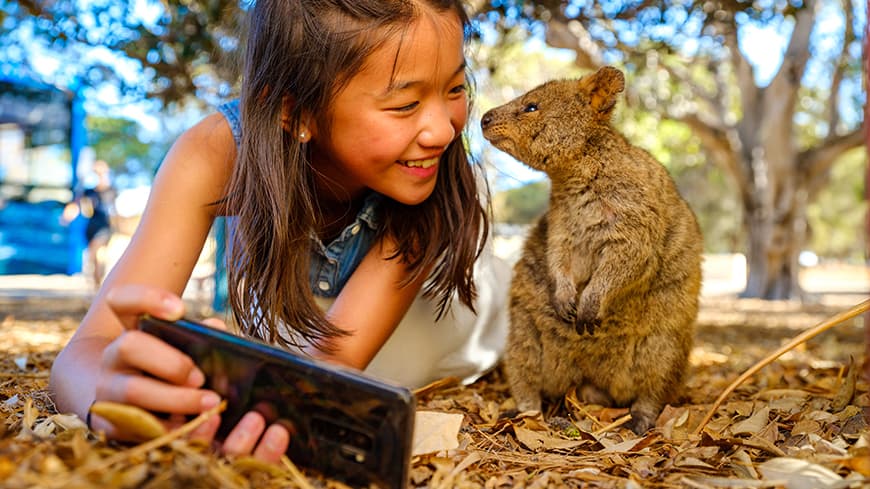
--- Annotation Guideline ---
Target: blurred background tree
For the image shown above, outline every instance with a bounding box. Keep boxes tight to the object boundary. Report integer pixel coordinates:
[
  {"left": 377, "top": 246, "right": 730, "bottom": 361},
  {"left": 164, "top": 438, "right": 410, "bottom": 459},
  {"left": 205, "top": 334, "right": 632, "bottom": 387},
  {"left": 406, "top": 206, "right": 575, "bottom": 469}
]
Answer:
[
  {"left": 2, "top": 0, "right": 864, "bottom": 300},
  {"left": 86, "top": 116, "right": 174, "bottom": 187},
  {"left": 1, "top": 0, "right": 242, "bottom": 107}
]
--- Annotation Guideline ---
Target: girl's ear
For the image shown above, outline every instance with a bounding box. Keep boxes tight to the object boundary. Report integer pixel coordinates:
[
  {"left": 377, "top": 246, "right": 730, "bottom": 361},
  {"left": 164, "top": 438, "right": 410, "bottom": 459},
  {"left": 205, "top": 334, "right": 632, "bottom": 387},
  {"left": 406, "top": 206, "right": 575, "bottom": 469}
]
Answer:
[{"left": 281, "top": 96, "right": 317, "bottom": 143}]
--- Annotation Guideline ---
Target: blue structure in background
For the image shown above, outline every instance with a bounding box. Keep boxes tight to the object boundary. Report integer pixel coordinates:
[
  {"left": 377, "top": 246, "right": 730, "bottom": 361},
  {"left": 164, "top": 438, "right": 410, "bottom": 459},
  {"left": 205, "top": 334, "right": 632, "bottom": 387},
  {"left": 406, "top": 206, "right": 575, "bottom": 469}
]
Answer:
[
  {"left": 212, "top": 216, "right": 228, "bottom": 313},
  {"left": 0, "top": 75, "right": 88, "bottom": 275}
]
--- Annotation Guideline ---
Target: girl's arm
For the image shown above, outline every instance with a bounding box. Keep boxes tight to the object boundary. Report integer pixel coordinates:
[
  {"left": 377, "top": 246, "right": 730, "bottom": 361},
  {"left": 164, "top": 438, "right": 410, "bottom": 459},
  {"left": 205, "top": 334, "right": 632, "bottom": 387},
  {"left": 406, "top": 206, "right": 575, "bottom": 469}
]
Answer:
[
  {"left": 318, "top": 235, "right": 429, "bottom": 369},
  {"left": 50, "top": 113, "right": 234, "bottom": 431}
]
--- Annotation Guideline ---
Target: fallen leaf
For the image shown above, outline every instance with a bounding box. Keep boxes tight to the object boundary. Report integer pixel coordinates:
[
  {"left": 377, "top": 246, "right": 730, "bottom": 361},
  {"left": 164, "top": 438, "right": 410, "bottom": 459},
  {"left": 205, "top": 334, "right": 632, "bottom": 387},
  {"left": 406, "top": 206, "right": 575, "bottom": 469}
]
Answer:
[
  {"left": 513, "top": 426, "right": 586, "bottom": 452},
  {"left": 757, "top": 389, "right": 811, "bottom": 400},
  {"left": 791, "top": 418, "right": 821, "bottom": 436},
  {"left": 832, "top": 358, "right": 857, "bottom": 411},
  {"left": 768, "top": 396, "right": 807, "bottom": 414},
  {"left": 729, "top": 448, "right": 758, "bottom": 479},
  {"left": 675, "top": 456, "right": 715, "bottom": 469},
  {"left": 682, "top": 476, "right": 768, "bottom": 487},
  {"left": 88, "top": 401, "right": 167, "bottom": 440},
  {"left": 13, "top": 355, "right": 27, "bottom": 371},
  {"left": 599, "top": 434, "right": 646, "bottom": 453},
  {"left": 731, "top": 401, "right": 755, "bottom": 417},
  {"left": 837, "top": 454, "right": 870, "bottom": 476},
  {"left": 731, "top": 405, "right": 770, "bottom": 435},
  {"left": 412, "top": 411, "right": 464, "bottom": 456},
  {"left": 756, "top": 420, "right": 782, "bottom": 445},
  {"left": 758, "top": 457, "right": 843, "bottom": 489},
  {"left": 3, "top": 394, "right": 19, "bottom": 409}
]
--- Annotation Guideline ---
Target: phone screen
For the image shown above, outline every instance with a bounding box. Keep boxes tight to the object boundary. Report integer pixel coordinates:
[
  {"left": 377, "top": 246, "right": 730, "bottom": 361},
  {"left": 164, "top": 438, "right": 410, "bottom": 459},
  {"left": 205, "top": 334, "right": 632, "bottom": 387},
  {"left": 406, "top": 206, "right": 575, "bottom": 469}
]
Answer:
[{"left": 138, "top": 315, "right": 414, "bottom": 489}]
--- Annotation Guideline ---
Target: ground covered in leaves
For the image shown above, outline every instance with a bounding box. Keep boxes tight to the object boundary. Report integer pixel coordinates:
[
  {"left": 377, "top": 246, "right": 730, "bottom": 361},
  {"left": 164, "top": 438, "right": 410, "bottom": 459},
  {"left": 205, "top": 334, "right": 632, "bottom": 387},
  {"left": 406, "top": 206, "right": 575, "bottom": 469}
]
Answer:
[{"left": 0, "top": 287, "right": 868, "bottom": 488}]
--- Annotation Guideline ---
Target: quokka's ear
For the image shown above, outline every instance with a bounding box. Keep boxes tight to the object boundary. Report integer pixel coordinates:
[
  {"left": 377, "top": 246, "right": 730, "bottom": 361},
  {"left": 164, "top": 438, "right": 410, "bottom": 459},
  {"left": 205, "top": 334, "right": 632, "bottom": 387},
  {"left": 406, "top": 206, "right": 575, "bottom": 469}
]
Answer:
[{"left": 578, "top": 66, "right": 625, "bottom": 119}]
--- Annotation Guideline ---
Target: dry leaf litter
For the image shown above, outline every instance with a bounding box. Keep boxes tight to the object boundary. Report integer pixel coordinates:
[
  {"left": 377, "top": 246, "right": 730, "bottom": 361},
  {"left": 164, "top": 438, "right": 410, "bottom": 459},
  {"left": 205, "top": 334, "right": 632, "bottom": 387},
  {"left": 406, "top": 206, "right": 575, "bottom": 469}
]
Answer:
[{"left": 1, "top": 292, "right": 868, "bottom": 489}]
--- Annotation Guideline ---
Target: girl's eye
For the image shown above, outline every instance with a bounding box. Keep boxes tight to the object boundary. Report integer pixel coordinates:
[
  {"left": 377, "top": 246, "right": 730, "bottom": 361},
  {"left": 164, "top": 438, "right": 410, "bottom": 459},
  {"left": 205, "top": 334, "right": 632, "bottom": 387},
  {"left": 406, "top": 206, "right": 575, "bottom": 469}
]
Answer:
[
  {"left": 449, "top": 83, "right": 467, "bottom": 95},
  {"left": 523, "top": 103, "right": 538, "bottom": 113},
  {"left": 391, "top": 101, "right": 419, "bottom": 112}
]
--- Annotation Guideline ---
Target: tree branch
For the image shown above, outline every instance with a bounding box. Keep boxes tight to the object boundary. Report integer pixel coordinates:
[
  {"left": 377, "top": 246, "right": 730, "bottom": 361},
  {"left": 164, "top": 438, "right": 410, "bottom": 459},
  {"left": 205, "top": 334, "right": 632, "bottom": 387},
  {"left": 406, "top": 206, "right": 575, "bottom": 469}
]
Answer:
[
  {"left": 767, "top": 0, "right": 817, "bottom": 91},
  {"left": 658, "top": 61, "right": 726, "bottom": 126},
  {"left": 544, "top": 18, "right": 603, "bottom": 71},
  {"left": 825, "top": 0, "right": 854, "bottom": 138},
  {"left": 679, "top": 113, "right": 752, "bottom": 205},
  {"left": 799, "top": 127, "right": 865, "bottom": 185},
  {"left": 717, "top": 13, "right": 757, "bottom": 122}
]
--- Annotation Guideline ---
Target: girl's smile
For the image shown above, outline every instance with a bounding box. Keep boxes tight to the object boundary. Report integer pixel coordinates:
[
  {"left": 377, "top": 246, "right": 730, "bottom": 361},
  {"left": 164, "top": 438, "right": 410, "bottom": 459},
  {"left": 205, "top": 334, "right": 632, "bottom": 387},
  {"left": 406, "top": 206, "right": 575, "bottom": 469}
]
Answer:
[
  {"left": 399, "top": 157, "right": 439, "bottom": 169},
  {"left": 397, "top": 156, "right": 440, "bottom": 179}
]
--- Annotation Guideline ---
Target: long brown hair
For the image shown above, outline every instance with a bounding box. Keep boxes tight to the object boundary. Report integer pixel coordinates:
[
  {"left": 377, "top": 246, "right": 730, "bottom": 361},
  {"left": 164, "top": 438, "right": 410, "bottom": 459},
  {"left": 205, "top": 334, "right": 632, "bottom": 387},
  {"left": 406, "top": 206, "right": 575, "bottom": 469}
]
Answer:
[{"left": 225, "top": 0, "right": 490, "bottom": 351}]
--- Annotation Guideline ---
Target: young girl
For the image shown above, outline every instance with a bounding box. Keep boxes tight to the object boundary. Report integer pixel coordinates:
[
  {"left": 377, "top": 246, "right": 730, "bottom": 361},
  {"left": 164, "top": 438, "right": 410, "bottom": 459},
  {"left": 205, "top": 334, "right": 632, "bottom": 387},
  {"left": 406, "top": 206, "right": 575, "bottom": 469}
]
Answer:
[{"left": 49, "top": 0, "right": 508, "bottom": 463}]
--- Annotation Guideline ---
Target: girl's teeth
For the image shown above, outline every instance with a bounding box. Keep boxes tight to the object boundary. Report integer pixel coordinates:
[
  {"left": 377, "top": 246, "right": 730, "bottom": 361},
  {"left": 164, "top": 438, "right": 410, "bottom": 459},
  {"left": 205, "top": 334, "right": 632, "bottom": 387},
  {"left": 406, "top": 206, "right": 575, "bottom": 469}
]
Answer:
[{"left": 403, "top": 158, "right": 438, "bottom": 168}]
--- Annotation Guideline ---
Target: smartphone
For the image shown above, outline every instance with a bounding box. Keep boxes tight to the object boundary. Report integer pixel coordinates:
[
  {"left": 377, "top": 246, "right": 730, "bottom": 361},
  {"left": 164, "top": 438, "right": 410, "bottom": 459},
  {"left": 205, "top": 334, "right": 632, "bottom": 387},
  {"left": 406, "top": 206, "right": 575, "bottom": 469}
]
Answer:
[{"left": 137, "top": 315, "right": 415, "bottom": 489}]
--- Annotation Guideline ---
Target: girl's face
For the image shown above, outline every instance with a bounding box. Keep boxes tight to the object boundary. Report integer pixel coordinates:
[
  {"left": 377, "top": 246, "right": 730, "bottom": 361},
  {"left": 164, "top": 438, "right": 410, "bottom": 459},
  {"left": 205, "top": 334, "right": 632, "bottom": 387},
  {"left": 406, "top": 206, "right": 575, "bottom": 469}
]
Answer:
[{"left": 309, "top": 9, "right": 467, "bottom": 206}]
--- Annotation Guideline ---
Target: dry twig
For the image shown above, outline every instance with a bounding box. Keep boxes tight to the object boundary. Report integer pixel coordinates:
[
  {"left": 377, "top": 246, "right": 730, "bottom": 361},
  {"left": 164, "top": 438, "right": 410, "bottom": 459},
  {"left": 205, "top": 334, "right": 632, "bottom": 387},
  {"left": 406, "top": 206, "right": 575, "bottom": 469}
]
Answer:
[{"left": 695, "top": 299, "right": 870, "bottom": 434}]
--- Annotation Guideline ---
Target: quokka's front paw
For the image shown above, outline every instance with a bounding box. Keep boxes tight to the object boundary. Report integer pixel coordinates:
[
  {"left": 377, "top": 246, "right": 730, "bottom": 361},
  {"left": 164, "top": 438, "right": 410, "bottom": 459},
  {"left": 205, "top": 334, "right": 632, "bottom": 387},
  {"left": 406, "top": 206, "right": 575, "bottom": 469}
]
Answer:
[
  {"left": 574, "top": 316, "right": 601, "bottom": 335},
  {"left": 550, "top": 278, "right": 578, "bottom": 323},
  {"left": 574, "top": 298, "right": 601, "bottom": 335},
  {"left": 551, "top": 294, "right": 577, "bottom": 323}
]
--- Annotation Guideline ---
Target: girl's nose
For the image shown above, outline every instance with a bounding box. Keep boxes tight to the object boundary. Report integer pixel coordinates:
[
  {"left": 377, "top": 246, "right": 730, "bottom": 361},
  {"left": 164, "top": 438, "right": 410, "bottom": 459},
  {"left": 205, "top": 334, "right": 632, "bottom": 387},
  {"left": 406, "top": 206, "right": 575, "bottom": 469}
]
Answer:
[{"left": 418, "top": 103, "right": 457, "bottom": 148}]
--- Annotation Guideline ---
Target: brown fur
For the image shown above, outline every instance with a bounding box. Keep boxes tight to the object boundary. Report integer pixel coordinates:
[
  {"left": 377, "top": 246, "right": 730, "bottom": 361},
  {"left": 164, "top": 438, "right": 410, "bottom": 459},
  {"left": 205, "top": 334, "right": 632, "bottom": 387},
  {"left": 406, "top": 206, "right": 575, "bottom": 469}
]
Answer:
[{"left": 480, "top": 66, "right": 703, "bottom": 434}]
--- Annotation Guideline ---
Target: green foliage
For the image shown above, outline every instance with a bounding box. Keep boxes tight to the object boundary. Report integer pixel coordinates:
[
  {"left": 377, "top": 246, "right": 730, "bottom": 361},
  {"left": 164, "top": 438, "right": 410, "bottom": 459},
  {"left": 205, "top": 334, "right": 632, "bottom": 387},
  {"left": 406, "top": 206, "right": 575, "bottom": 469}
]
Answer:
[
  {"left": 494, "top": 179, "right": 549, "bottom": 224},
  {"left": 87, "top": 116, "right": 171, "bottom": 177},
  {"left": 807, "top": 148, "right": 867, "bottom": 260},
  {"left": 1, "top": 0, "right": 243, "bottom": 107},
  {"left": 618, "top": 111, "right": 743, "bottom": 253}
]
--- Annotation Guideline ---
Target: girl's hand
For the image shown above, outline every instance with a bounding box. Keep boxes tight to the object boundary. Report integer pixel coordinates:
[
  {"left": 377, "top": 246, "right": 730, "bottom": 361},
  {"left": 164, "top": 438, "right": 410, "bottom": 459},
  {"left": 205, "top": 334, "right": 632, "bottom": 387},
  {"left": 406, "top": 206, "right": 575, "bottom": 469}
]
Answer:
[
  {"left": 91, "top": 284, "right": 289, "bottom": 462},
  {"left": 197, "top": 317, "right": 290, "bottom": 463},
  {"left": 220, "top": 411, "right": 291, "bottom": 463}
]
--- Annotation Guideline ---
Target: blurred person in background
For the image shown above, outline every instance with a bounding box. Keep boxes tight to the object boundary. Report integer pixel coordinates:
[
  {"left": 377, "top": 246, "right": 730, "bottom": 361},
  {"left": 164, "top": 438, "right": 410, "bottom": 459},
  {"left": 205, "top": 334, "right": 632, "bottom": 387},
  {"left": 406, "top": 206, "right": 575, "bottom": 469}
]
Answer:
[{"left": 79, "top": 160, "right": 116, "bottom": 288}]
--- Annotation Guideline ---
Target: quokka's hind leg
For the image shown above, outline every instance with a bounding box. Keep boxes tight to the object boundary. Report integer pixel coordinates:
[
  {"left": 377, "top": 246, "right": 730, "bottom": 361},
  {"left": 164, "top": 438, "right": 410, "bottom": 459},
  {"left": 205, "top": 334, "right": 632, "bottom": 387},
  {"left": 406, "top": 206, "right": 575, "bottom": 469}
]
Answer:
[
  {"left": 625, "top": 333, "right": 689, "bottom": 435},
  {"left": 626, "top": 396, "right": 662, "bottom": 434},
  {"left": 504, "top": 304, "right": 545, "bottom": 413}
]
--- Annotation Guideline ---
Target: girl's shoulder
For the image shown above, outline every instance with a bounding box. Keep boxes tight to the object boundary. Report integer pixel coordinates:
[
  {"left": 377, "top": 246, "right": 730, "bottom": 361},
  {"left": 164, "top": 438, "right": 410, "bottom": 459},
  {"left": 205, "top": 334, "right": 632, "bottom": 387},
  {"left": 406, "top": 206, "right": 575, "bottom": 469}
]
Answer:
[
  {"left": 175, "top": 111, "right": 237, "bottom": 164},
  {"left": 156, "top": 112, "right": 236, "bottom": 210}
]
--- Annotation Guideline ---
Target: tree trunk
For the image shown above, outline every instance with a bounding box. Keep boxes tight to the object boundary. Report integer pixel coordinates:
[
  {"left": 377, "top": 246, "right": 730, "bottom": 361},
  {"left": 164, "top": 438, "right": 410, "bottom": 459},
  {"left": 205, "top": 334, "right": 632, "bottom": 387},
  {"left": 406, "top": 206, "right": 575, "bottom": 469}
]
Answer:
[{"left": 741, "top": 197, "right": 806, "bottom": 300}]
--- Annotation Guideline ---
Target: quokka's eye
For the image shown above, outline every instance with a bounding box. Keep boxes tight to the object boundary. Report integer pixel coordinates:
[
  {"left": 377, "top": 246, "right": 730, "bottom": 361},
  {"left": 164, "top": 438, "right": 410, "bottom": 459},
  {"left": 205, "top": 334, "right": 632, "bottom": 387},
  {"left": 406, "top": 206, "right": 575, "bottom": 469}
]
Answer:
[{"left": 523, "top": 103, "right": 538, "bottom": 113}]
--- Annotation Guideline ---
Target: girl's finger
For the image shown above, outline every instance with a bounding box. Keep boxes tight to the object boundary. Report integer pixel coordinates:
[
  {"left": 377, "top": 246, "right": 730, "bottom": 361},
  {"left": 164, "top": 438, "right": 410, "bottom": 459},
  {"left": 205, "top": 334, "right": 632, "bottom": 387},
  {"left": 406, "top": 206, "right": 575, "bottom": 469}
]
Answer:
[
  {"left": 188, "top": 413, "right": 222, "bottom": 444},
  {"left": 222, "top": 411, "right": 266, "bottom": 457},
  {"left": 102, "top": 330, "right": 204, "bottom": 387},
  {"left": 96, "top": 372, "right": 221, "bottom": 415},
  {"left": 252, "top": 424, "right": 290, "bottom": 463},
  {"left": 105, "top": 284, "right": 185, "bottom": 326}
]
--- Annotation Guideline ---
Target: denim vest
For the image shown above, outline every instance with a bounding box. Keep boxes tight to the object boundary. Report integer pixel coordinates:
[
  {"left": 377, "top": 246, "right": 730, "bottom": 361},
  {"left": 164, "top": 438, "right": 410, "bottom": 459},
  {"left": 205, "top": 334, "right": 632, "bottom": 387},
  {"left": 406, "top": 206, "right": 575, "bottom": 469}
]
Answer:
[{"left": 217, "top": 100, "right": 381, "bottom": 297}]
